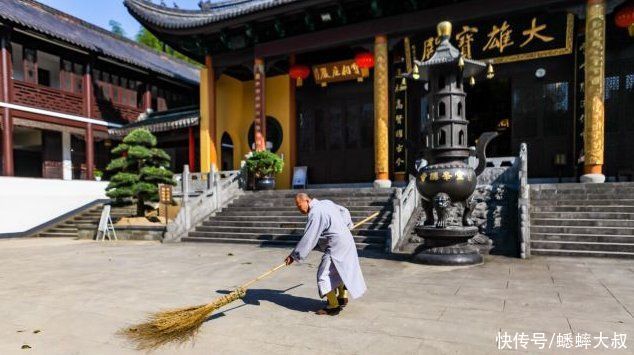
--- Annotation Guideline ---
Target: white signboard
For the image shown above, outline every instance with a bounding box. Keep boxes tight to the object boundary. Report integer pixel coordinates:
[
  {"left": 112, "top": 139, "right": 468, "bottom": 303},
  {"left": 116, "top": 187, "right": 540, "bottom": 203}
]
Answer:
[
  {"left": 96, "top": 205, "right": 117, "bottom": 241},
  {"left": 292, "top": 166, "right": 308, "bottom": 189}
]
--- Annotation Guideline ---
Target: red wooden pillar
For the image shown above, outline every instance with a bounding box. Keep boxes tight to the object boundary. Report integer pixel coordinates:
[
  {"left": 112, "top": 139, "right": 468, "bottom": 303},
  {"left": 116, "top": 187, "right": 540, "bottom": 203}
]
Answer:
[
  {"left": 83, "top": 61, "right": 94, "bottom": 180},
  {"left": 143, "top": 83, "right": 152, "bottom": 111},
  {"left": 1, "top": 29, "right": 14, "bottom": 176},
  {"left": 288, "top": 53, "right": 297, "bottom": 185},
  {"left": 254, "top": 57, "right": 266, "bottom": 151},
  {"left": 188, "top": 126, "right": 195, "bottom": 169}
]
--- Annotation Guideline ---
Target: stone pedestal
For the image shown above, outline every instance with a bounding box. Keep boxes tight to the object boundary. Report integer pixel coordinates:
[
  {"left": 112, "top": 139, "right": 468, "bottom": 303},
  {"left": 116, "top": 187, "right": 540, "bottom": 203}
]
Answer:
[
  {"left": 580, "top": 173, "right": 606, "bottom": 183},
  {"left": 412, "top": 226, "right": 482, "bottom": 265}
]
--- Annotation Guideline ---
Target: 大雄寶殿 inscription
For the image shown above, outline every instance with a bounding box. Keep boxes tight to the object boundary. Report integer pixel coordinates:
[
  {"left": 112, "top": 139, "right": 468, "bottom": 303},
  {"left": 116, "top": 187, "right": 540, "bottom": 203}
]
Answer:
[{"left": 414, "top": 13, "right": 573, "bottom": 64}]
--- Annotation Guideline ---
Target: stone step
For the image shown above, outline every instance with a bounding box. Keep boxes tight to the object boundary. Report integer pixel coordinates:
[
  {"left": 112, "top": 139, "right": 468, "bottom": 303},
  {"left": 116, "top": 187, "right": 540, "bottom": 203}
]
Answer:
[
  {"left": 216, "top": 210, "right": 392, "bottom": 217},
  {"left": 531, "top": 240, "right": 634, "bottom": 253},
  {"left": 243, "top": 188, "right": 395, "bottom": 197},
  {"left": 531, "top": 199, "right": 634, "bottom": 206},
  {"left": 531, "top": 248, "right": 634, "bottom": 258},
  {"left": 186, "top": 231, "right": 386, "bottom": 245},
  {"left": 228, "top": 200, "right": 392, "bottom": 207},
  {"left": 530, "top": 185, "right": 634, "bottom": 193},
  {"left": 531, "top": 193, "right": 634, "bottom": 200},
  {"left": 194, "top": 225, "right": 388, "bottom": 237},
  {"left": 181, "top": 236, "right": 384, "bottom": 251},
  {"left": 47, "top": 228, "right": 77, "bottom": 233},
  {"left": 38, "top": 232, "right": 77, "bottom": 238},
  {"left": 531, "top": 232, "right": 634, "bottom": 244},
  {"left": 531, "top": 206, "right": 634, "bottom": 213},
  {"left": 530, "top": 211, "right": 634, "bottom": 220},
  {"left": 530, "top": 182, "right": 634, "bottom": 191},
  {"left": 201, "top": 220, "right": 391, "bottom": 229},
  {"left": 224, "top": 205, "right": 389, "bottom": 212},
  {"left": 531, "top": 218, "right": 634, "bottom": 227},
  {"left": 532, "top": 225, "right": 634, "bottom": 235},
  {"left": 205, "top": 215, "right": 392, "bottom": 224}
]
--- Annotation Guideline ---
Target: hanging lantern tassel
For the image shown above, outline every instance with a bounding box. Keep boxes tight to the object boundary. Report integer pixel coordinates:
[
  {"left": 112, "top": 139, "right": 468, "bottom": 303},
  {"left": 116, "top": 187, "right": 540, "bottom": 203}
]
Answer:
[
  {"left": 412, "top": 65, "right": 420, "bottom": 80},
  {"left": 458, "top": 56, "right": 465, "bottom": 69},
  {"left": 289, "top": 64, "right": 310, "bottom": 88},
  {"left": 486, "top": 63, "right": 495, "bottom": 79},
  {"left": 469, "top": 76, "right": 476, "bottom": 86}
]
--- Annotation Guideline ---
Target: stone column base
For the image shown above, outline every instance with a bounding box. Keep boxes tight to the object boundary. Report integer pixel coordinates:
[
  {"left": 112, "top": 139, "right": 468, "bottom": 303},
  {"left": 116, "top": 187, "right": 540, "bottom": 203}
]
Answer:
[
  {"left": 580, "top": 173, "right": 606, "bottom": 183},
  {"left": 373, "top": 179, "right": 392, "bottom": 188}
]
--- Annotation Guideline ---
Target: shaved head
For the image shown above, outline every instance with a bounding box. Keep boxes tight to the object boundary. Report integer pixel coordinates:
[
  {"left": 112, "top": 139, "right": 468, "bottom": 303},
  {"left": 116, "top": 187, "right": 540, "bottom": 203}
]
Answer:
[
  {"left": 294, "top": 193, "right": 312, "bottom": 215},
  {"left": 295, "top": 193, "right": 310, "bottom": 201}
]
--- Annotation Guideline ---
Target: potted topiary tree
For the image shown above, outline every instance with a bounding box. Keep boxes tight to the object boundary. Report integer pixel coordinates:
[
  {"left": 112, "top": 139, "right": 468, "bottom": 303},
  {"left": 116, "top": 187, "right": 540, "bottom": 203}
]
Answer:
[
  {"left": 93, "top": 168, "right": 103, "bottom": 181},
  {"left": 245, "top": 150, "right": 284, "bottom": 190},
  {"left": 105, "top": 128, "right": 175, "bottom": 217}
]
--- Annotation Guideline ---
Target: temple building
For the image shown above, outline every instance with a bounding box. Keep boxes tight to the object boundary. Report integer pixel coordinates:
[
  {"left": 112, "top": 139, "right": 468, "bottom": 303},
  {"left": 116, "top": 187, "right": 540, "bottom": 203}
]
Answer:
[
  {"left": 0, "top": 0, "right": 199, "bottom": 180},
  {"left": 125, "top": 0, "right": 634, "bottom": 188}
]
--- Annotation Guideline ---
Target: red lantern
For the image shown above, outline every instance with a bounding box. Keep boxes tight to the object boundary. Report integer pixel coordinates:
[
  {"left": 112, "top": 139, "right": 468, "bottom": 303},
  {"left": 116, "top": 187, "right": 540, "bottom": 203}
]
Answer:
[
  {"left": 615, "top": 3, "right": 634, "bottom": 37},
  {"left": 289, "top": 64, "right": 310, "bottom": 87},
  {"left": 355, "top": 52, "right": 374, "bottom": 77}
]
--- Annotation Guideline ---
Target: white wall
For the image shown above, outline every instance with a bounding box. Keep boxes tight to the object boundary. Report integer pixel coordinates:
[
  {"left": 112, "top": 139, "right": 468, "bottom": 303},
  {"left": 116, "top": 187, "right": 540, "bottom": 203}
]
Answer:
[{"left": 0, "top": 177, "right": 108, "bottom": 235}]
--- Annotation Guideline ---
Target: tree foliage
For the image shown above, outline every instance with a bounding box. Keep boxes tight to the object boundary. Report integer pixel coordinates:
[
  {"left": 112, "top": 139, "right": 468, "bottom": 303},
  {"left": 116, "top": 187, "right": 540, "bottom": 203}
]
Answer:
[
  {"left": 245, "top": 151, "right": 284, "bottom": 178},
  {"left": 109, "top": 20, "right": 126, "bottom": 37},
  {"left": 135, "top": 28, "right": 199, "bottom": 66},
  {"left": 106, "top": 129, "right": 175, "bottom": 217}
]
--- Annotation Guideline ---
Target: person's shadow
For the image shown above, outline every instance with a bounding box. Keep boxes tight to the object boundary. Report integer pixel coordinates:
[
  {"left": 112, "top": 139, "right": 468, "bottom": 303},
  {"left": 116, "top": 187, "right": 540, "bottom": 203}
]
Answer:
[{"left": 208, "top": 284, "right": 322, "bottom": 321}]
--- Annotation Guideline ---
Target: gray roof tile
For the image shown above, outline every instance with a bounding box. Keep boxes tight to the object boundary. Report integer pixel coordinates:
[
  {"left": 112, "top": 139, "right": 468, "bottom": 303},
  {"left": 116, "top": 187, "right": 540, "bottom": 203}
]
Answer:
[{"left": 0, "top": 0, "right": 200, "bottom": 84}]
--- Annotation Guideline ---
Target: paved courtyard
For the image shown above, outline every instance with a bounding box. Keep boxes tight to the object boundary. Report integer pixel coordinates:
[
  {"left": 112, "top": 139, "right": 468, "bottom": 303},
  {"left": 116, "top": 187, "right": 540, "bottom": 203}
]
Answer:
[{"left": 1, "top": 238, "right": 633, "bottom": 354}]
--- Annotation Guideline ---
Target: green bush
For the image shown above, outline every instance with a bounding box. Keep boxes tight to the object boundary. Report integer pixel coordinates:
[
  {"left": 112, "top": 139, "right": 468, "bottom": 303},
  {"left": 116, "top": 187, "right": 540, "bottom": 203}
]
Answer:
[
  {"left": 105, "top": 128, "right": 175, "bottom": 217},
  {"left": 245, "top": 150, "right": 284, "bottom": 178}
]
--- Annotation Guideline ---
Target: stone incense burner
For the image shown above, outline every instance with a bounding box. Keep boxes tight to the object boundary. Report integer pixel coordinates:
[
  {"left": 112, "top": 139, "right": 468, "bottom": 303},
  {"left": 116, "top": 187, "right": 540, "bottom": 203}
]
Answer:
[{"left": 408, "top": 21, "right": 498, "bottom": 265}]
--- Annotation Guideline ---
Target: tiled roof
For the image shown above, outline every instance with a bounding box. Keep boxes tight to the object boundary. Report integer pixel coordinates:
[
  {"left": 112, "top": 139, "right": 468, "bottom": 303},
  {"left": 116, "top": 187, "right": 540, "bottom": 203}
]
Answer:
[
  {"left": 0, "top": 0, "right": 200, "bottom": 84},
  {"left": 108, "top": 105, "right": 199, "bottom": 136},
  {"left": 124, "top": 0, "right": 301, "bottom": 30}
]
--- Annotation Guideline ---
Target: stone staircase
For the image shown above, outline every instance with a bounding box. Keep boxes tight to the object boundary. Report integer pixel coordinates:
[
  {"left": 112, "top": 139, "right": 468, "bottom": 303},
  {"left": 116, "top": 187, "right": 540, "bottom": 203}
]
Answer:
[
  {"left": 530, "top": 182, "right": 634, "bottom": 258},
  {"left": 182, "top": 188, "right": 396, "bottom": 251},
  {"left": 36, "top": 204, "right": 135, "bottom": 238}
]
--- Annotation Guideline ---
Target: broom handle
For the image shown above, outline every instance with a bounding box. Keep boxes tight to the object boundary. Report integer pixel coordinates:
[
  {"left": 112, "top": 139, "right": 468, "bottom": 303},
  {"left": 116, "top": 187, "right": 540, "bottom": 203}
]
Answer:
[{"left": 239, "top": 211, "right": 381, "bottom": 290}]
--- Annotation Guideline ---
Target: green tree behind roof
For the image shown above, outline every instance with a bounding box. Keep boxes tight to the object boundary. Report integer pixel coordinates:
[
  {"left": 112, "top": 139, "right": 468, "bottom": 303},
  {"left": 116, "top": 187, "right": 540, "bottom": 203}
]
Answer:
[
  {"left": 135, "top": 28, "right": 199, "bottom": 66},
  {"left": 108, "top": 20, "right": 126, "bottom": 37},
  {"left": 105, "top": 129, "right": 175, "bottom": 217}
]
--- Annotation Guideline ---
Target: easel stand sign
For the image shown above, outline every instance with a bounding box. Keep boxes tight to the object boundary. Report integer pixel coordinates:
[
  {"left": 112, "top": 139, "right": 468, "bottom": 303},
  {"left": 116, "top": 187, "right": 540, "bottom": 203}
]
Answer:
[
  {"left": 96, "top": 205, "right": 117, "bottom": 241},
  {"left": 292, "top": 166, "right": 308, "bottom": 189}
]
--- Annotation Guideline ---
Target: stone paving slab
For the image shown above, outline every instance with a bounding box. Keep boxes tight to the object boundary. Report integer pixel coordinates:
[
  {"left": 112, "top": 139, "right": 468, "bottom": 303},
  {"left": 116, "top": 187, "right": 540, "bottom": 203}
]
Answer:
[{"left": 0, "top": 238, "right": 633, "bottom": 354}]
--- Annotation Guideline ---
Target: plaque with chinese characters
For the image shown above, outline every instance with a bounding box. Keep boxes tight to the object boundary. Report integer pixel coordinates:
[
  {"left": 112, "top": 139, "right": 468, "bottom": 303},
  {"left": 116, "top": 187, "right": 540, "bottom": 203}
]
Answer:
[
  {"left": 411, "top": 13, "right": 573, "bottom": 64},
  {"left": 312, "top": 59, "right": 364, "bottom": 85}
]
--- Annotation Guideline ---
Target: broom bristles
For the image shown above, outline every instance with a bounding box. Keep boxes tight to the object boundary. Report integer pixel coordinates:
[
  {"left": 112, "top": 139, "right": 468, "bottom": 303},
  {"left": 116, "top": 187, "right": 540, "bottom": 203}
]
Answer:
[{"left": 119, "top": 287, "right": 246, "bottom": 350}]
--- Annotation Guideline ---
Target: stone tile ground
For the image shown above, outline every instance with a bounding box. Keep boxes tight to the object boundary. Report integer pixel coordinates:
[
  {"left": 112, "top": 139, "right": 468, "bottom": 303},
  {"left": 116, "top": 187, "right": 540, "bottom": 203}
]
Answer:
[{"left": 1, "top": 238, "right": 633, "bottom": 354}]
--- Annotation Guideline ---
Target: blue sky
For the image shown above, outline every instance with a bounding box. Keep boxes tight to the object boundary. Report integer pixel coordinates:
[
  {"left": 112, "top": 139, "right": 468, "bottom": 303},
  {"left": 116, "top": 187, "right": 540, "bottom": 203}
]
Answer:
[{"left": 37, "top": 0, "right": 203, "bottom": 39}]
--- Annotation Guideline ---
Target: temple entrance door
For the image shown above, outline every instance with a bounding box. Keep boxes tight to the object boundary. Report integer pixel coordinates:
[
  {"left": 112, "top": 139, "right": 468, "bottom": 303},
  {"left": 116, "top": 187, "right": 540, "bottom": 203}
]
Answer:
[
  {"left": 297, "top": 80, "right": 374, "bottom": 184},
  {"left": 465, "top": 78, "right": 512, "bottom": 157},
  {"left": 221, "top": 132, "right": 234, "bottom": 171}
]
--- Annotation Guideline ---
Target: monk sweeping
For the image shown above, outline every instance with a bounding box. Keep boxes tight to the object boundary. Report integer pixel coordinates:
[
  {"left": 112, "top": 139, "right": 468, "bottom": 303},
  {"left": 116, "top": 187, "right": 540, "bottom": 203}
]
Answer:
[{"left": 285, "top": 193, "right": 367, "bottom": 315}]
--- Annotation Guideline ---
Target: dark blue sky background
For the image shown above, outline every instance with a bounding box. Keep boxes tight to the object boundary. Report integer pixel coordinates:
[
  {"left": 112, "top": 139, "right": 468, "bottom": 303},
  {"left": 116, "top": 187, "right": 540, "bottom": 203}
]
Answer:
[{"left": 37, "top": 0, "right": 203, "bottom": 39}]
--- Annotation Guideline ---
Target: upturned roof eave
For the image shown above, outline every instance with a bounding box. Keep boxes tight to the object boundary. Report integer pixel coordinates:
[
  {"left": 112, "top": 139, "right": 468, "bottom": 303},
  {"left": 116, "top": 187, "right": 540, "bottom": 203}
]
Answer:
[{"left": 124, "top": 0, "right": 330, "bottom": 34}]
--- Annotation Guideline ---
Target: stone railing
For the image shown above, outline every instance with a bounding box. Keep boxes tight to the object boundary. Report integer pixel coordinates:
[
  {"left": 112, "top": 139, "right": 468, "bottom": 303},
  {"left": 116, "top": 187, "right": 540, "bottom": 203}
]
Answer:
[
  {"left": 388, "top": 176, "right": 419, "bottom": 252},
  {"left": 164, "top": 166, "right": 243, "bottom": 242}
]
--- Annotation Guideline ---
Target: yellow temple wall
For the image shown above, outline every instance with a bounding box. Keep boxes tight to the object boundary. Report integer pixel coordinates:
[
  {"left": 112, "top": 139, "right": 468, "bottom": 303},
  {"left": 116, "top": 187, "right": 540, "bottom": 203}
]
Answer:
[{"left": 207, "top": 74, "right": 292, "bottom": 189}]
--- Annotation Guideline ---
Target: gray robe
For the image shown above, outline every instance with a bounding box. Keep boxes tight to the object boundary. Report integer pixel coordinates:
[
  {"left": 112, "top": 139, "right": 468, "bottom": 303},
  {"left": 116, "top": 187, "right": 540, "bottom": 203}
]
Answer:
[{"left": 291, "top": 199, "right": 367, "bottom": 299}]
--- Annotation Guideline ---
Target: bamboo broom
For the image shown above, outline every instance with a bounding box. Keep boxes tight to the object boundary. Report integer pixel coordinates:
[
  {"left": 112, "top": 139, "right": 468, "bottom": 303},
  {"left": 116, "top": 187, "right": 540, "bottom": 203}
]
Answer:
[{"left": 119, "top": 211, "right": 380, "bottom": 350}]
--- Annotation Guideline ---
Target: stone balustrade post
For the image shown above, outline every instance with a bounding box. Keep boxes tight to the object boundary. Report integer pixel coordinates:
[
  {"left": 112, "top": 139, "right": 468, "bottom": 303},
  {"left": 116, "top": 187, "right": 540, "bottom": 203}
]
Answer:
[{"left": 182, "top": 164, "right": 191, "bottom": 229}]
